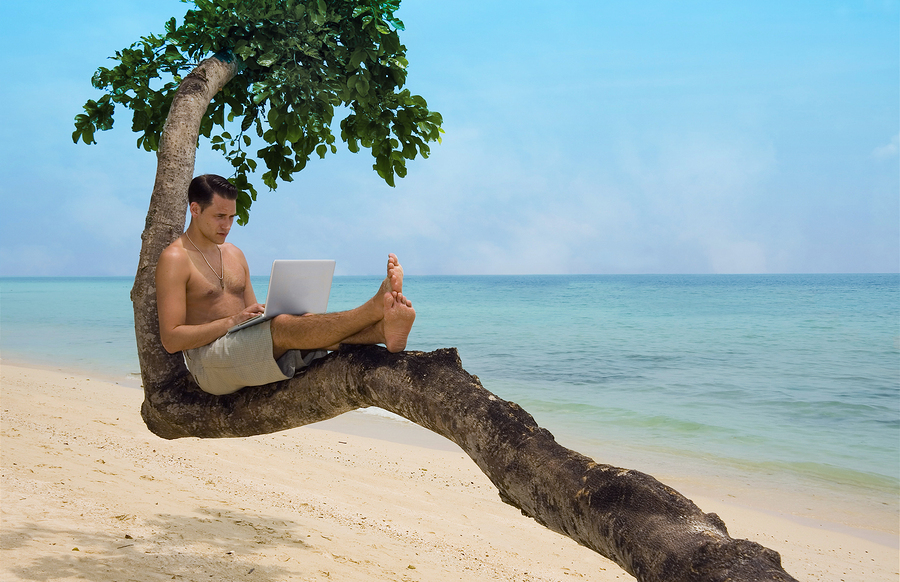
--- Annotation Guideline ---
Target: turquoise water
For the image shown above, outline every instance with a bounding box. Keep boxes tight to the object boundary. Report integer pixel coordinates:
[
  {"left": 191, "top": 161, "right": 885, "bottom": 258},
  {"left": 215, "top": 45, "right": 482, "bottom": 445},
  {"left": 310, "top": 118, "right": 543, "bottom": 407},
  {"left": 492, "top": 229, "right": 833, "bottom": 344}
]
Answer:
[{"left": 2, "top": 274, "right": 898, "bottom": 505}]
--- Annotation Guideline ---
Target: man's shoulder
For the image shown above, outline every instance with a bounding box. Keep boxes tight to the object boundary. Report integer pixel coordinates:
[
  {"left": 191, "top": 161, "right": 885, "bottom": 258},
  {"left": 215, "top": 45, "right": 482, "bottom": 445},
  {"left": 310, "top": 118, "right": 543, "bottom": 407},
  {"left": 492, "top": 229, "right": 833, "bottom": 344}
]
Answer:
[
  {"left": 221, "top": 242, "right": 248, "bottom": 262},
  {"left": 157, "top": 238, "right": 194, "bottom": 282},
  {"left": 159, "top": 238, "right": 189, "bottom": 263}
]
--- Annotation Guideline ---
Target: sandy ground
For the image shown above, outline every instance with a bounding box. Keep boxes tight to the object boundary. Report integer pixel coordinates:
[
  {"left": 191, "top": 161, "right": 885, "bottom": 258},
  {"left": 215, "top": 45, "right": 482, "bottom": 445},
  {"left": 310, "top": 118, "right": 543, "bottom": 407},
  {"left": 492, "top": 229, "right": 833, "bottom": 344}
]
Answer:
[{"left": 1, "top": 364, "right": 897, "bottom": 581}]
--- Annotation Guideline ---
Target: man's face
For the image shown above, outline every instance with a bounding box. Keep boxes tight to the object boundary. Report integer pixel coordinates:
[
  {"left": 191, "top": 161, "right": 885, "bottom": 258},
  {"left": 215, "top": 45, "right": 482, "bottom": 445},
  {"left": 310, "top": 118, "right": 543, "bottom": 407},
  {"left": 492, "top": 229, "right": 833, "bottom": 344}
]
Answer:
[{"left": 191, "top": 194, "right": 236, "bottom": 245}]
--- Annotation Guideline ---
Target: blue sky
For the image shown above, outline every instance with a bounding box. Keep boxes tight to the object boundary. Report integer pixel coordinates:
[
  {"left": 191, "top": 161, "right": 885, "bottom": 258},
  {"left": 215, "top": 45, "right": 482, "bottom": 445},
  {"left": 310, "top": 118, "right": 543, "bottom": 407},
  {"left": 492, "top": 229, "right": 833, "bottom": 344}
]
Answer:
[{"left": 1, "top": 0, "right": 897, "bottom": 276}]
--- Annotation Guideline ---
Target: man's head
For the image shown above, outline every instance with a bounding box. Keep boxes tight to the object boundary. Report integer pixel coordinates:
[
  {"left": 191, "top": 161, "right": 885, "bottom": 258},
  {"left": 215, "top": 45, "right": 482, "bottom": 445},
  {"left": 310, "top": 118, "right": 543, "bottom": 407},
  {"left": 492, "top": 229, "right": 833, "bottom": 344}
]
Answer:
[
  {"left": 188, "top": 175, "right": 238, "bottom": 245},
  {"left": 188, "top": 174, "right": 238, "bottom": 210}
]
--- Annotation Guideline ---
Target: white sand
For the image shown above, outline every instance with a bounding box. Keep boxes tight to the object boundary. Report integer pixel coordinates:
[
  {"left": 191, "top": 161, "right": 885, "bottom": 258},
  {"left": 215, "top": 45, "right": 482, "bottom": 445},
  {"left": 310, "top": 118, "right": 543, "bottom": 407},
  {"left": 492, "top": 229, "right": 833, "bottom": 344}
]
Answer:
[{"left": 2, "top": 364, "right": 897, "bottom": 581}]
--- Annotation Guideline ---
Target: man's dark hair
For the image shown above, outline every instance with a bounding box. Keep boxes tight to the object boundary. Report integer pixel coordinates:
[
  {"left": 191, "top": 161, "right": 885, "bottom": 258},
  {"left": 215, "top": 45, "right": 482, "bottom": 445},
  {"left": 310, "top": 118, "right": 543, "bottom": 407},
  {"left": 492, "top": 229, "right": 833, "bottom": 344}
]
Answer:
[{"left": 188, "top": 174, "right": 238, "bottom": 209}]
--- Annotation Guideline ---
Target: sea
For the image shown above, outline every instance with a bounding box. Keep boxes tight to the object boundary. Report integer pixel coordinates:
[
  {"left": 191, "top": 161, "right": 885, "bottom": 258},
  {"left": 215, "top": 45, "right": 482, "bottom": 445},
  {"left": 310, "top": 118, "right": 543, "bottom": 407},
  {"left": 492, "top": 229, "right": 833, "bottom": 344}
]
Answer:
[{"left": 2, "top": 274, "right": 898, "bottom": 533}]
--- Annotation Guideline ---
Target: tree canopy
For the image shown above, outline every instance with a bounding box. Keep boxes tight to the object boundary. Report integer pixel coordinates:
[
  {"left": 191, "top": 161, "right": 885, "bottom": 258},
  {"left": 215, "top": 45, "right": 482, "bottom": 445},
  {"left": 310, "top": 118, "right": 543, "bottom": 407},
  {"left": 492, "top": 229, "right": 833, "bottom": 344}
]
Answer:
[{"left": 73, "top": 0, "right": 443, "bottom": 224}]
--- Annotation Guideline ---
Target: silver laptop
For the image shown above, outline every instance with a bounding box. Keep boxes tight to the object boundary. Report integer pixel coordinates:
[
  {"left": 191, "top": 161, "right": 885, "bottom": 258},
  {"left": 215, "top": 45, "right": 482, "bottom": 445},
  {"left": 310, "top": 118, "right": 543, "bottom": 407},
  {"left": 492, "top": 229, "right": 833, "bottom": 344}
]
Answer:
[{"left": 227, "top": 259, "right": 336, "bottom": 334}]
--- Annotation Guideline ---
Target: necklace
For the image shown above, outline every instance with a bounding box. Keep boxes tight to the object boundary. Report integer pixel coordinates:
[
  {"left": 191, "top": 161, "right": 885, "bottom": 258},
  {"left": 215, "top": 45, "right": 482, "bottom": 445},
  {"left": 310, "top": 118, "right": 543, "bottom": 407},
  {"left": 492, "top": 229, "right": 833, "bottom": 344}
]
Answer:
[{"left": 184, "top": 232, "right": 225, "bottom": 289}]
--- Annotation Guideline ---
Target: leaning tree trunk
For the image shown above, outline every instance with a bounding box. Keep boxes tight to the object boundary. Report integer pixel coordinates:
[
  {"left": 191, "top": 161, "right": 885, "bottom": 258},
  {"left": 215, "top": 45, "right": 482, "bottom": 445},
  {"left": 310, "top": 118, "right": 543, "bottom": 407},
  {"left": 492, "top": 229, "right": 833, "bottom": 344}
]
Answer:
[
  {"left": 131, "top": 54, "right": 241, "bottom": 393},
  {"left": 133, "top": 55, "right": 799, "bottom": 582}
]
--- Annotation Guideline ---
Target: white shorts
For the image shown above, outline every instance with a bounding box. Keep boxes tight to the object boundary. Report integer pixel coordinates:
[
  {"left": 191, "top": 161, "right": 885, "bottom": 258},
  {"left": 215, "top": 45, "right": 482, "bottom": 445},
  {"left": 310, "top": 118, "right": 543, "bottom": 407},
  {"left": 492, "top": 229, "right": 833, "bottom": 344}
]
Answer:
[{"left": 183, "top": 320, "right": 326, "bottom": 395}]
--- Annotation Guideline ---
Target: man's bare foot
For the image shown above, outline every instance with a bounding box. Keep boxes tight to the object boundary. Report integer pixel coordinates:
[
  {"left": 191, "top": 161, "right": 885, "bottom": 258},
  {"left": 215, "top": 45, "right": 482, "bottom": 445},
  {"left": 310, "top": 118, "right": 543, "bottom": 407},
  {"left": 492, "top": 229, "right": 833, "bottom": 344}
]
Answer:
[
  {"left": 374, "top": 254, "right": 405, "bottom": 315},
  {"left": 382, "top": 291, "right": 415, "bottom": 353},
  {"left": 387, "top": 253, "right": 403, "bottom": 294}
]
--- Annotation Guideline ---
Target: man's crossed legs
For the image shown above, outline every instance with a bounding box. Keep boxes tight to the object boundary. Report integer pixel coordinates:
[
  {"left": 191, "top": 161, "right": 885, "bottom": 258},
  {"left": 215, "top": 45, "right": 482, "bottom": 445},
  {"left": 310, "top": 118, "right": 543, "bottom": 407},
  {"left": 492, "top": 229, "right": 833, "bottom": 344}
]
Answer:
[{"left": 270, "top": 254, "right": 416, "bottom": 359}]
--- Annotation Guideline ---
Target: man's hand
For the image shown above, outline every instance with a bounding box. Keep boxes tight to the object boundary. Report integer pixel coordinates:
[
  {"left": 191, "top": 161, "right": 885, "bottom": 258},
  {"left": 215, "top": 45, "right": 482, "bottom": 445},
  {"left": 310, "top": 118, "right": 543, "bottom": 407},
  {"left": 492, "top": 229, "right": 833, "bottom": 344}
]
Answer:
[{"left": 232, "top": 303, "right": 265, "bottom": 326}]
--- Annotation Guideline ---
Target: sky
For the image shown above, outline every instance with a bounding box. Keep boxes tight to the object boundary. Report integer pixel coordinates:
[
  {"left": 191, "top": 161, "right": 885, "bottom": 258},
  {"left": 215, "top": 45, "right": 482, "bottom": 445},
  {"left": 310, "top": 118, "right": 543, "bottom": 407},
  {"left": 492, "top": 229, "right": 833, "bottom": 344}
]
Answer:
[{"left": 0, "top": 0, "right": 897, "bottom": 276}]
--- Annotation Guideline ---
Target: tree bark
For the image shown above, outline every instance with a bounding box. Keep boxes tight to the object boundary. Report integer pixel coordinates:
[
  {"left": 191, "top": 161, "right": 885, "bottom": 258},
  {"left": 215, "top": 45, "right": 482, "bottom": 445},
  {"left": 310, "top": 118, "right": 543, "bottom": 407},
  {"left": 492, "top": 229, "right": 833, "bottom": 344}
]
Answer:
[
  {"left": 133, "top": 57, "right": 799, "bottom": 582},
  {"left": 131, "top": 54, "right": 240, "bottom": 394}
]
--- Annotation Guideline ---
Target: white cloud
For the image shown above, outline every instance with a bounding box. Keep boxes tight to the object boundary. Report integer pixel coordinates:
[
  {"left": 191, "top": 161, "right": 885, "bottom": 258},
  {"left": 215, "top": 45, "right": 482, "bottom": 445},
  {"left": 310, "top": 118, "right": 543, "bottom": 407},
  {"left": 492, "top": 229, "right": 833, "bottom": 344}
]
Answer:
[
  {"left": 873, "top": 134, "right": 899, "bottom": 159},
  {"left": 613, "top": 134, "right": 778, "bottom": 273}
]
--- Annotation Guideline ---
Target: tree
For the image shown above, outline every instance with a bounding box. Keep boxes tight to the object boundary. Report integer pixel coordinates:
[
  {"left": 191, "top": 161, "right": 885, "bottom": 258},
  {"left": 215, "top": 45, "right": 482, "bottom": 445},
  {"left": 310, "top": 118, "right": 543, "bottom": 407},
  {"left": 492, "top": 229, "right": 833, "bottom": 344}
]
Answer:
[
  {"left": 74, "top": 0, "right": 441, "bottom": 225},
  {"left": 75, "top": 2, "right": 799, "bottom": 580}
]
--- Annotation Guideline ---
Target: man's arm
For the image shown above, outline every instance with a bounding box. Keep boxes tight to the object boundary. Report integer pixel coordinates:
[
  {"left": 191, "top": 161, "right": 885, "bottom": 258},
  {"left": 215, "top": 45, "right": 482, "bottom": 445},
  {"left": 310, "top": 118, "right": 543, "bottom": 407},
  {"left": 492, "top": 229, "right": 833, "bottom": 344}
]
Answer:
[{"left": 155, "top": 244, "right": 258, "bottom": 353}]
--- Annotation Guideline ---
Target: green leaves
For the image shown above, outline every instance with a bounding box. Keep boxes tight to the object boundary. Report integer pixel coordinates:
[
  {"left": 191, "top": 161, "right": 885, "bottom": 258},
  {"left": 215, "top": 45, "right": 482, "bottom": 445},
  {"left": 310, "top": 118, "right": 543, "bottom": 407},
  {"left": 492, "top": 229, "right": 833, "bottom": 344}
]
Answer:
[
  {"left": 72, "top": 95, "right": 115, "bottom": 145},
  {"left": 257, "top": 51, "right": 277, "bottom": 67},
  {"left": 74, "top": 0, "right": 442, "bottom": 223}
]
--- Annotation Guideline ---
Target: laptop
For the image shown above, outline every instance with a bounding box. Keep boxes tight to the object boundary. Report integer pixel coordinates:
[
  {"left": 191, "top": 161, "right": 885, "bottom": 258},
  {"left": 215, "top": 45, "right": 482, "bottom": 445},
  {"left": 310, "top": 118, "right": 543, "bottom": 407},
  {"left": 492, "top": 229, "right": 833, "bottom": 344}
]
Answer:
[{"left": 227, "top": 259, "right": 336, "bottom": 334}]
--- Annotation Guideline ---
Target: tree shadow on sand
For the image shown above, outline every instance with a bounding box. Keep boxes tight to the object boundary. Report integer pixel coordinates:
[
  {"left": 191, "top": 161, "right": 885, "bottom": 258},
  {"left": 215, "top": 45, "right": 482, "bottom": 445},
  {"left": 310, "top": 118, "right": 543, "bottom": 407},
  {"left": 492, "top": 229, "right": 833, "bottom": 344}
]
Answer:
[{"left": 2, "top": 506, "right": 321, "bottom": 581}]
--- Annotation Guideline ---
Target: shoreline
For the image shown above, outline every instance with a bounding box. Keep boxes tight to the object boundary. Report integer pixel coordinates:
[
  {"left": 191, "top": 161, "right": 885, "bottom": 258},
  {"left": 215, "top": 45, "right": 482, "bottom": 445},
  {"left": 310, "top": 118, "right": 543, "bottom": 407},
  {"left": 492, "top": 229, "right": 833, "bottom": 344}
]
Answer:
[
  {"left": 550, "top": 431, "right": 899, "bottom": 547},
  {"left": 2, "top": 363, "right": 897, "bottom": 581},
  {"left": 3, "top": 357, "right": 896, "bottom": 540},
  {"left": 3, "top": 358, "right": 898, "bottom": 537},
  {"left": 305, "top": 408, "right": 900, "bottom": 547}
]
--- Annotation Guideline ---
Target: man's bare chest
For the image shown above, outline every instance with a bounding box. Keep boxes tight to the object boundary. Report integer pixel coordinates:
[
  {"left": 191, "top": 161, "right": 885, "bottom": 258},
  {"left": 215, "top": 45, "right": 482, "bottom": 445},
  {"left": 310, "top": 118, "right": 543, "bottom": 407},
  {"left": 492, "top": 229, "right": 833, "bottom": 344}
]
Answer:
[{"left": 184, "top": 253, "right": 247, "bottom": 321}]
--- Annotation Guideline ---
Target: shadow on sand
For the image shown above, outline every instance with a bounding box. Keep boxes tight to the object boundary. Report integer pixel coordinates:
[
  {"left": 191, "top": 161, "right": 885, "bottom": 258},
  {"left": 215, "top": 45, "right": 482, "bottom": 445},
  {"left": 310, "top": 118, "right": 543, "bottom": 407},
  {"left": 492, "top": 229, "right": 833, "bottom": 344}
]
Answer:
[{"left": 2, "top": 506, "right": 322, "bottom": 581}]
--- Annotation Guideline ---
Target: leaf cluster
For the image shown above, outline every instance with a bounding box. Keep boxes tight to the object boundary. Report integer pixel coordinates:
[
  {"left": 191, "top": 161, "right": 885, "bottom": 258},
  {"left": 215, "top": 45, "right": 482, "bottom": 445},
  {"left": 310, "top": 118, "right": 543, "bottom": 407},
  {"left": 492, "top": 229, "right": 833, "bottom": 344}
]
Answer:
[{"left": 73, "top": 0, "right": 443, "bottom": 224}]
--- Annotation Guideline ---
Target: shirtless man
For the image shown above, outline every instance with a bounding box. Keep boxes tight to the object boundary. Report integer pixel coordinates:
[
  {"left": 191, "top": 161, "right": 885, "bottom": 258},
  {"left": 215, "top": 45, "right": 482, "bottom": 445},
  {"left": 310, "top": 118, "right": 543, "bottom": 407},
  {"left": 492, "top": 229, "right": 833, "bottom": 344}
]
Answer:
[{"left": 156, "top": 174, "right": 416, "bottom": 396}]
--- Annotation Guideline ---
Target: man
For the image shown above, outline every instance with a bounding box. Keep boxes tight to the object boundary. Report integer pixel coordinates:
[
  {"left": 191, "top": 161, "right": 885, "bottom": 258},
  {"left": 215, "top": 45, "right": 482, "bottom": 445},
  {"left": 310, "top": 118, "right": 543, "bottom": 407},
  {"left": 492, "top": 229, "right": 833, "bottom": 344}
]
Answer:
[{"left": 156, "top": 174, "right": 416, "bottom": 396}]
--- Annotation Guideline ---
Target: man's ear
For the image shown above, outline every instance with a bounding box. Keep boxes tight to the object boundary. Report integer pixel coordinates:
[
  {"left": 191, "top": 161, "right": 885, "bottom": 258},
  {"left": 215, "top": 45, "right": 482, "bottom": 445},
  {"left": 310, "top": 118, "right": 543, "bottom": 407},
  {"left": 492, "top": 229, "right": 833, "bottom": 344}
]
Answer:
[{"left": 189, "top": 201, "right": 200, "bottom": 218}]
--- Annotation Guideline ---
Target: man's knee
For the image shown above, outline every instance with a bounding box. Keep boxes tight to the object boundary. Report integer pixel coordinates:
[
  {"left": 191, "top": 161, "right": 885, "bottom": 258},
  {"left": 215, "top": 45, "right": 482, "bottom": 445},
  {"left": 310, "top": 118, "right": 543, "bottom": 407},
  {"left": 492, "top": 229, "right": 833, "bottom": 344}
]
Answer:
[
  {"left": 270, "top": 313, "right": 290, "bottom": 342},
  {"left": 270, "top": 312, "right": 312, "bottom": 339},
  {"left": 269, "top": 314, "right": 292, "bottom": 358}
]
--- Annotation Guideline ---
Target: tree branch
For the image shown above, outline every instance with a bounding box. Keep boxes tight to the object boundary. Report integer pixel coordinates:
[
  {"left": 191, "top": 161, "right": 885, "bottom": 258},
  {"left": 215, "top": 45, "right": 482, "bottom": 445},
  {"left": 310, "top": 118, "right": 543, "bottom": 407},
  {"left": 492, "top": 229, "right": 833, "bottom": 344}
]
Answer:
[{"left": 141, "top": 346, "right": 799, "bottom": 582}]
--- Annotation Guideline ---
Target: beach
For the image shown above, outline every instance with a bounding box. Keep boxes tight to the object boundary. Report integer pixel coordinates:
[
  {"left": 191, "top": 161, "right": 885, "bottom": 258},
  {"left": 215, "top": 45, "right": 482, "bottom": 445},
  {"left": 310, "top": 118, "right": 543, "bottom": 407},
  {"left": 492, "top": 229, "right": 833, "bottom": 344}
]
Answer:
[{"left": 1, "top": 363, "right": 896, "bottom": 581}]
